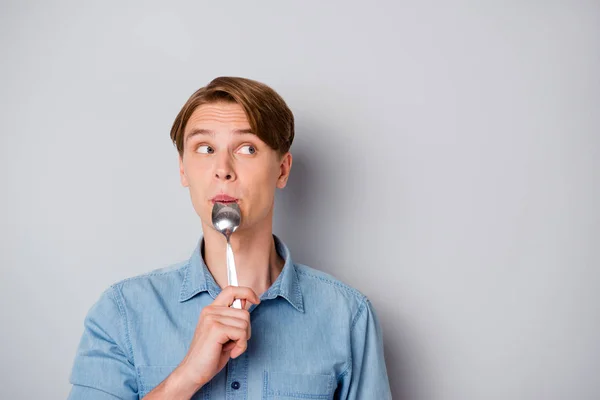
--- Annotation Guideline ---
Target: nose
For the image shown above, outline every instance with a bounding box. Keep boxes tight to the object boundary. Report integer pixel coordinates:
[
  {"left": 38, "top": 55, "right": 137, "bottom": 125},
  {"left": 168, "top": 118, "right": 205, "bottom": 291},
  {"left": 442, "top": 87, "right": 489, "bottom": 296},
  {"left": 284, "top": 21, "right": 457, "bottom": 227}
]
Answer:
[{"left": 214, "top": 152, "right": 236, "bottom": 182}]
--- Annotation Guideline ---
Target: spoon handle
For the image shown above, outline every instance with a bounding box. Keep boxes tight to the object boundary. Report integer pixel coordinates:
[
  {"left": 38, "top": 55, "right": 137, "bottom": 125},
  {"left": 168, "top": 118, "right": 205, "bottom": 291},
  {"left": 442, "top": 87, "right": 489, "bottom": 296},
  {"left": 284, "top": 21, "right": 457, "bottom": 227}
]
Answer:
[{"left": 226, "top": 241, "right": 242, "bottom": 309}]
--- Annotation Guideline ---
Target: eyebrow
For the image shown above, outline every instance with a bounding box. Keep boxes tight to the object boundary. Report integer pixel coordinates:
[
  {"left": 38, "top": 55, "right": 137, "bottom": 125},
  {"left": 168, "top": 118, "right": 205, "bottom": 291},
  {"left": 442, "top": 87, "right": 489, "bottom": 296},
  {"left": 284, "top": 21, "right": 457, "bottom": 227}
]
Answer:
[{"left": 184, "top": 128, "right": 254, "bottom": 144}]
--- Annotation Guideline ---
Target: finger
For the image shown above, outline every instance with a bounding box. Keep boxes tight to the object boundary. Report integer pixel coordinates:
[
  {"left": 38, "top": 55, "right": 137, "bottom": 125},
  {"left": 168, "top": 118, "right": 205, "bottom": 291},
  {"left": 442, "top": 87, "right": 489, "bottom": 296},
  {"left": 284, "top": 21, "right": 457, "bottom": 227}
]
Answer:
[
  {"left": 222, "top": 341, "right": 237, "bottom": 352},
  {"left": 212, "top": 315, "right": 249, "bottom": 332},
  {"left": 204, "top": 306, "right": 250, "bottom": 321},
  {"left": 214, "top": 324, "right": 248, "bottom": 359},
  {"left": 230, "top": 335, "right": 249, "bottom": 359},
  {"left": 242, "top": 298, "right": 258, "bottom": 311},
  {"left": 213, "top": 323, "right": 248, "bottom": 346},
  {"left": 213, "top": 286, "right": 260, "bottom": 307},
  {"left": 230, "top": 342, "right": 247, "bottom": 359},
  {"left": 240, "top": 299, "right": 254, "bottom": 311}
]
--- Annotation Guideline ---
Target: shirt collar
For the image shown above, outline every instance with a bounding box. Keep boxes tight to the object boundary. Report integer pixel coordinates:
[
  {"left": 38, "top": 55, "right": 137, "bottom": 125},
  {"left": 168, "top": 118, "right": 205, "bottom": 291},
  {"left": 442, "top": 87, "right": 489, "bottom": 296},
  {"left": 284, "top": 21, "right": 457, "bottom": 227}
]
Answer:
[{"left": 178, "top": 234, "right": 304, "bottom": 313}]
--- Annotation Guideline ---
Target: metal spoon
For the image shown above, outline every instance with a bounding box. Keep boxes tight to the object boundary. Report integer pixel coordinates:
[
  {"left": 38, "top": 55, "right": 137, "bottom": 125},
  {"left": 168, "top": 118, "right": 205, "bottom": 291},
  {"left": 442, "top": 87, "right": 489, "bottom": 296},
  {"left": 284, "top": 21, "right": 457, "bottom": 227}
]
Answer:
[{"left": 211, "top": 202, "right": 242, "bottom": 309}]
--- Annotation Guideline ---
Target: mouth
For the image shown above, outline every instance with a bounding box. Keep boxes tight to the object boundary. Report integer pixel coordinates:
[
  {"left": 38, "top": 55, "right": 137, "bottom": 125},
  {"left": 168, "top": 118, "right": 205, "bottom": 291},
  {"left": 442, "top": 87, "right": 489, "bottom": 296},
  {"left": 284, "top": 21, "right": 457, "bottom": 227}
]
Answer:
[{"left": 211, "top": 194, "right": 239, "bottom": 204}]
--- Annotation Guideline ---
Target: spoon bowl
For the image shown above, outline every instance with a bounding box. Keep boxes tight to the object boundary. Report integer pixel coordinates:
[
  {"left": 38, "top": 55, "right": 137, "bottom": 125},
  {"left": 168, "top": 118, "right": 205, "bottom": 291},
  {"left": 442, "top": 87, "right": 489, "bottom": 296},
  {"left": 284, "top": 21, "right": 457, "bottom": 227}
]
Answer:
[{"left": 211, "top": 202, "right": 241, "bottom": 238}]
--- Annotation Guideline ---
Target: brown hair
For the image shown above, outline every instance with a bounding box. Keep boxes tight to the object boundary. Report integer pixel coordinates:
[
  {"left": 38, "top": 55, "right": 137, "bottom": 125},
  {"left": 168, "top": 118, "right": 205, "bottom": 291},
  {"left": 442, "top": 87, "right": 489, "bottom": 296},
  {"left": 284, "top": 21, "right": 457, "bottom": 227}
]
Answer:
[{"left": 170, "top": 76, "right": 295, "bottom": 158}]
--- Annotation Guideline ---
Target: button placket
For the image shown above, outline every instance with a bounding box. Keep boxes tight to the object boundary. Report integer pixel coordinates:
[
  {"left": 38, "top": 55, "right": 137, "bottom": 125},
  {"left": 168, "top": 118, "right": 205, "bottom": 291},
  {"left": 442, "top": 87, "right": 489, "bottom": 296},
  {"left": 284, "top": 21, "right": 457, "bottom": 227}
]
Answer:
[{"left": 225, "top": 351, "right": 248, "bottom": 399}]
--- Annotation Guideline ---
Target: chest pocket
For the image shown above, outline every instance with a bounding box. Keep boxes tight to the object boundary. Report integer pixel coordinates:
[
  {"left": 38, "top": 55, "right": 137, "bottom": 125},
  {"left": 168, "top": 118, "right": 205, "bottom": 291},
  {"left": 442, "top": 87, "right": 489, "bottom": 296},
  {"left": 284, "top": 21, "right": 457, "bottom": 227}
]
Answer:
[
  {"left": 137, "top": 365, "right": 178, "bottom": 398},
  {"left": 263, "top": 370, "right": 336, "bottom": 400}
]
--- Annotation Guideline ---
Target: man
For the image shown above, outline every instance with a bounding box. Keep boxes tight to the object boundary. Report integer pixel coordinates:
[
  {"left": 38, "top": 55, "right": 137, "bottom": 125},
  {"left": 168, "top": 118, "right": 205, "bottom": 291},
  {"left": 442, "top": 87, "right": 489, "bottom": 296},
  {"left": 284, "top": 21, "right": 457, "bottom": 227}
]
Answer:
[{"left": 68, "top": 77, "right": 392, "bottom": 399}]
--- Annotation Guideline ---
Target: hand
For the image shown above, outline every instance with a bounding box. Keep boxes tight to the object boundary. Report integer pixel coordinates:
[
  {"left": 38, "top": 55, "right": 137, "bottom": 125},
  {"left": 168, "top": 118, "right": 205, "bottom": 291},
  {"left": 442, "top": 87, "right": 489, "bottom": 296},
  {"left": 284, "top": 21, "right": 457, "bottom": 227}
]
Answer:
[{"left": 177, "top": 286, "right": 261, "bottom": 388}]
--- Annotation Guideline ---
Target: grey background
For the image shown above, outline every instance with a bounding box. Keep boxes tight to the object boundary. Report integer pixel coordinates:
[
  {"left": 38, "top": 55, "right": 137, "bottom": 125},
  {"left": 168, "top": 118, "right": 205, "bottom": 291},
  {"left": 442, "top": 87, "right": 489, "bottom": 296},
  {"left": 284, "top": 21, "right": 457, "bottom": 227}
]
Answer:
[{"left": 1, "top": 1, "right": 599, "bottom": 399}]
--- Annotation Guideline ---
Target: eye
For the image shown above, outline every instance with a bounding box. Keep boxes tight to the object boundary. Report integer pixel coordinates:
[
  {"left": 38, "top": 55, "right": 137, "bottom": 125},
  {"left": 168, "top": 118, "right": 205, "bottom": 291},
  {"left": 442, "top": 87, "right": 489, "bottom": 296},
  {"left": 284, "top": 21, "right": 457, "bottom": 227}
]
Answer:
[
  {"left": 196, "top": 145, "right": 214, "bottom": 154},
  {"left": 238, "top": 145, "right": 256, "bottom": 155}
]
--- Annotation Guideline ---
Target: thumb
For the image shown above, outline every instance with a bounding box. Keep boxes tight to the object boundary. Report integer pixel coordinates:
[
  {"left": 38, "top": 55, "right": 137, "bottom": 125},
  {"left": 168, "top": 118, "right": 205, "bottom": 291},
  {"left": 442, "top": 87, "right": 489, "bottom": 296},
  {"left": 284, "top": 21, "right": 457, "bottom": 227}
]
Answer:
[{"left": 243, "top": 299, "right": 254, "bottom": 310}]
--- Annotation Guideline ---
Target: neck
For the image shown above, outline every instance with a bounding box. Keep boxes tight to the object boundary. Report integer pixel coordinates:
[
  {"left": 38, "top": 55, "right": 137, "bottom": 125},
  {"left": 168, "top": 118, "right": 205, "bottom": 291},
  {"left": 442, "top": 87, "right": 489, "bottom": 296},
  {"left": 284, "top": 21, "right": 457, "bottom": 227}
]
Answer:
[{"left": 201, "top": 217, "right": 284, "bottom": 298}]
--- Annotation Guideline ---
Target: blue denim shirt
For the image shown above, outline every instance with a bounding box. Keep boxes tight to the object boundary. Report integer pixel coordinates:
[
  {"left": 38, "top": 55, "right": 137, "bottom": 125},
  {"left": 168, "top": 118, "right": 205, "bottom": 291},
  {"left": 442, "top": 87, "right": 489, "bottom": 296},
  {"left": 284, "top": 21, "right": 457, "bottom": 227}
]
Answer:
[{"left": 68, "top": 235, "right": 391, "bottom": 399}]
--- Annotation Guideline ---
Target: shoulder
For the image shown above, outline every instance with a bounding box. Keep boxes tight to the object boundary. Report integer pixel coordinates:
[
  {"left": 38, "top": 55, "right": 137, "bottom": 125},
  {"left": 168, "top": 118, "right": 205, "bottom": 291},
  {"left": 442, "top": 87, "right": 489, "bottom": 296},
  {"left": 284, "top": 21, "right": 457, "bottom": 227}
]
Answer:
[
  {"left": 293, "top": 263, "right": 369, "bottom": 317},
  {"left": 294, "top": 263, "right": 366, "bottom": 301},
  {"left": 105, "top": 260, "right": 189, "bottom": 301},
  {"left": 111, "top": 260, "right": 188, "bottom": 286},
  {"left": 293, "top": 264, "right": 384, "bottom": 338}
]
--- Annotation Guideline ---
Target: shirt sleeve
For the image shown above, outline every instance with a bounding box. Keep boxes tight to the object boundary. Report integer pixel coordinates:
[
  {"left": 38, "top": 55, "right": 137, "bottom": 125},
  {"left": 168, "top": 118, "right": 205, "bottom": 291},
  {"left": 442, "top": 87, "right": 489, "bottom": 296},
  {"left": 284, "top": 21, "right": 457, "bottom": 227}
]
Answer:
[
  {"left": 67, "top": 286, "right": 138, "bottom": 400},
  {"left": 338, "top": 298, "right": 392, "bottom": 399}
]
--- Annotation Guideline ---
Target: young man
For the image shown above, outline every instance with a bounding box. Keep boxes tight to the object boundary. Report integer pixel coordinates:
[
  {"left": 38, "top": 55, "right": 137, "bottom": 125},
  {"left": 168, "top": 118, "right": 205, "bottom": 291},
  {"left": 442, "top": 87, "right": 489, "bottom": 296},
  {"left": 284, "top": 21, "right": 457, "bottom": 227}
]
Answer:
[{"left": 68, "top": 77, "right": 392, "bottom": 399}]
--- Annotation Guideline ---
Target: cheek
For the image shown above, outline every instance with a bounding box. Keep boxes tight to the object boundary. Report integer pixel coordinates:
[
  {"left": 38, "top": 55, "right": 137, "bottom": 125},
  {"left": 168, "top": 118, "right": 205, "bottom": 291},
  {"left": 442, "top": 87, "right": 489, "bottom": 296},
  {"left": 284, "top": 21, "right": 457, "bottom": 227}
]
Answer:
[
  {"left": 184, "top": 157, "right": 211, "bottom": 182},
  {"left": 245, "top": 162, "right": 278, "bottom": 187},
  {"left": 183, "top": 160, "right": 213, "bottom": 203},
  {"left": 238, "top": 167, "right": 273, "bottom": 204}
]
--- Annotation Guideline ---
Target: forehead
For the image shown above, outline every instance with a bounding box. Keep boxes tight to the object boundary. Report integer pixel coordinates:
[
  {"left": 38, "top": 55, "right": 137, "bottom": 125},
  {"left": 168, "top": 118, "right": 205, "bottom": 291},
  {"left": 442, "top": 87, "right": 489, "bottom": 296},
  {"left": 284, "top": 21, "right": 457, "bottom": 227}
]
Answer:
[{"left": 185, "top": 102, "right": 250, "bottom": 133}]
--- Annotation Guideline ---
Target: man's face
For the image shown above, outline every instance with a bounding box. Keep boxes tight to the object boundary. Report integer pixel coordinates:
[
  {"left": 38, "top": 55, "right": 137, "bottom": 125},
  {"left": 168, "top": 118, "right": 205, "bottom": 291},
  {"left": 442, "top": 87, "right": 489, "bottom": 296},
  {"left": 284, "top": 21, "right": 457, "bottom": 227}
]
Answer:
[{"left": 179, "top": 101, "right": 292, "bottom": 233}]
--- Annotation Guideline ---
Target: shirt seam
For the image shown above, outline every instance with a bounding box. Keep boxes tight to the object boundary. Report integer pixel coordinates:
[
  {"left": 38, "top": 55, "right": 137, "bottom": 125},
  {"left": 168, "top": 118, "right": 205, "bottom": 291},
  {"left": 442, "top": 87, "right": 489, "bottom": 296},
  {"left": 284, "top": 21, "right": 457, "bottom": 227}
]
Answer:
[
  {"left": 110, "top": 262, "right": 189, "bottom": 287},
  {"left": 179, "top": 261, "right": 192, "bottom": 299},
  {"left": 109, "top": 284, "right": 136, "bottom": 367},
  {"left": 350, "top": 297, "right": 368, "bottom": 331},
  {"left": 338, "top": 295, "right": 368, "bottom": 382},
  {"left": 295, "top": 267, "right": 367, "bottom": 302}
]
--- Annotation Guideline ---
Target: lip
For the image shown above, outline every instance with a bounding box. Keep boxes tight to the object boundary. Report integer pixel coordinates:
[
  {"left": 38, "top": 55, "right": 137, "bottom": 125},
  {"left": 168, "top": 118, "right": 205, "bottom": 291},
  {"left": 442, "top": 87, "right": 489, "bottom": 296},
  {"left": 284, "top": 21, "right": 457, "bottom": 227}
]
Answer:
[{"left": 211, "top": 194, "right": 239, "bottom": 203}]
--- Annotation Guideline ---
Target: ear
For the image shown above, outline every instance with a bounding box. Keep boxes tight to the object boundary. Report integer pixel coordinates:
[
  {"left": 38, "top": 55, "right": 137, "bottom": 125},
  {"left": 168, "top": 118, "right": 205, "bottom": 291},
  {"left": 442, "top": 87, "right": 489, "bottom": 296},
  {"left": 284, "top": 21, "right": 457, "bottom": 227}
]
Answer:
[
  {"left": 276, "top": 152, "right": 292, "bottom": 189},
  {"left": 179, "top": 155, "right": 189, "bottom": 187}
]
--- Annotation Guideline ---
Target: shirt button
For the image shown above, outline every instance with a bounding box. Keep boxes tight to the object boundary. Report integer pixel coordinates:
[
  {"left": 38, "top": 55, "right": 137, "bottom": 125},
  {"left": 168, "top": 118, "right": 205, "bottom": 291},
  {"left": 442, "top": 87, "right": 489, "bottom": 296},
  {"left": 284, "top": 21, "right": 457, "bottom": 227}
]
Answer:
[{"left": 231, "top": 381, "right": 241, "bottom": 390}]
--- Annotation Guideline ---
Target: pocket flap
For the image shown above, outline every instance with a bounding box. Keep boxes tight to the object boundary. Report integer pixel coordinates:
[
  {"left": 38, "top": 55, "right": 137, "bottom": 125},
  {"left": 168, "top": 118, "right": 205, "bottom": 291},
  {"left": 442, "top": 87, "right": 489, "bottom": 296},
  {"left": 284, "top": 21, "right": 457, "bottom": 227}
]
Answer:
[{"left": 265, "top": 370, "right": 335, "bottom": 398}]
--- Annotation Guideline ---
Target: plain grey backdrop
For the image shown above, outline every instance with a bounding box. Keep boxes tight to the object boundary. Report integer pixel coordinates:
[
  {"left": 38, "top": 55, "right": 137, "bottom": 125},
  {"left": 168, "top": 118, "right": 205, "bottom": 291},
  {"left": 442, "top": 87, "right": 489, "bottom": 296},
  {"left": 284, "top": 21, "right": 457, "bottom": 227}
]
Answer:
[{"left": 1, "top": 1, "right": 599, "bottom": 399}]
